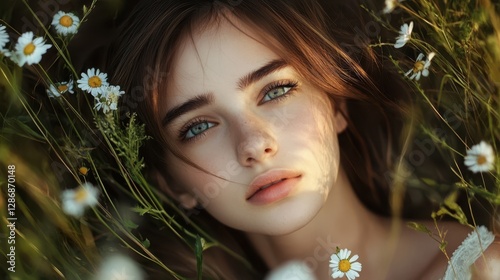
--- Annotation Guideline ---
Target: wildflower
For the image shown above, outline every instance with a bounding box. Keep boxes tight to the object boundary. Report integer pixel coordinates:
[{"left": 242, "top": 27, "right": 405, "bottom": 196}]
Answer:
[
  {"left": 0, "top": 25, "right": 9, "bottom": 53},
  {"left": 464, "top": 141, "right": 495, "bottom": 173},
  {"left": 10, "top": 32, "right": 52, "bottom": 67},
  {"left": 77, "top": 68, "right": 109, "bottom": 96},
  {"left": 384, "top": 0, "right": 405, "bottom": 14},
  {"left": 330, "top": 248, "right": 362, "bottom": 280},
  {"left": 394, "top": 21, "right": 413, "bottom": 48},
  {"left": 266, "top": 261, "right": 315, "bottom": 280},
  {"left": 94, "top": 85, "right": 125, "bottom": 113},
  {"left": 94, "top": 254, "right": 145, "bottom": 280},
  {"left": 405, "top": 52, "right": 436, "bottom": 81},
  {"left": 79, "top": 166, "right": 89, "bottom": 176},
  {"left": 46, "top": 80, "right": 74, "bottom": 98},
  {"left": 51, "top": 11, "right": 80, "bottom": 36},
  {"left": 61, "top": 182, "right": 99, "bottom": 218}
]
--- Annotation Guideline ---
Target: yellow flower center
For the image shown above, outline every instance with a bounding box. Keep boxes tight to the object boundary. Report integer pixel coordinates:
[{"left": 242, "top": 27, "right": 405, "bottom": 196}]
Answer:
[
  {"left": 59, "top": 15, "right": 73, "bottom": 27},
  {"left": 57, "top": 84, "right": 69, "bottom": 93},
  {"left": 413, "top": 61, "right": 425, "bottom": 72},
  {"left": 74, "top": 187, "right": 88, "bottom": 203},
  {"left": 78, "top": 167, "right": 89, "bottom": 176},
  {"left": 339, "top": 259, "right": 351, "bottom": 273},
  {"left": 24, "top": 42, "right": 36, "bottom": 55},
  {"left": 88, "top": 76, "right": 102, "bottom": 88},
  {"left": 477, "top": 155, "right": 487, "bottom": 165}
]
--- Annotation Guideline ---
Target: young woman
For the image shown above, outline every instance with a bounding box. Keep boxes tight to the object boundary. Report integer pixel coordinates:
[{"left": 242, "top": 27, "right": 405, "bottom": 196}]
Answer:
[{"left": 107, "top": 0, "right": 499, "bottom": 279}]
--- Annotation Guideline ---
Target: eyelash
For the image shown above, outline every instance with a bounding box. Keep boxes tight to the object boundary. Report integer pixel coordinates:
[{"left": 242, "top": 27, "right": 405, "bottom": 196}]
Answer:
[
  {"left": 178, "top": 79, "right": 299, "bottom": 142},
  {"left": 259, "top": 80, "right": 299, "bottom": 104},
  {"left": 178, "top": 117, "right": 215, "bottom": 142}
]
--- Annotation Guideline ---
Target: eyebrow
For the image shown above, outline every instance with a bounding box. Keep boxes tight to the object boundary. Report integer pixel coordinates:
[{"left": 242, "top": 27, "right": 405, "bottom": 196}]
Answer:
[
  {"left": 162, "top": 59, "right": 288, "bottom": 126},
  {"left": 237, "top": 59, "right": 288, "bottom": 91},
  {"left": 162, "top": 94, "right": 213, "bottom": 126}
]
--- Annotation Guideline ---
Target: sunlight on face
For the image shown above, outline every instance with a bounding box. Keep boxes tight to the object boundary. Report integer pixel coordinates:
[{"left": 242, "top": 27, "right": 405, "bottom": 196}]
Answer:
[{"left": 159, "top": 17, "right": 346, "bottom": 235}]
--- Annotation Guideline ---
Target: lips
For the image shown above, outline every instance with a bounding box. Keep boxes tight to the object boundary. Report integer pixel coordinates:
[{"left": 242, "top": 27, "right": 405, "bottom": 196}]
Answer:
[{"left": 246, "top": 169, "right": 302, "bottom": 202}]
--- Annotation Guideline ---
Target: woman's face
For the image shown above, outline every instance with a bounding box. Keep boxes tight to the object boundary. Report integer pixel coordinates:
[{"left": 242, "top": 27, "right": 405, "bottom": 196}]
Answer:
[{"left": 159, "top": 18, "right": 347, "bottom": 235}]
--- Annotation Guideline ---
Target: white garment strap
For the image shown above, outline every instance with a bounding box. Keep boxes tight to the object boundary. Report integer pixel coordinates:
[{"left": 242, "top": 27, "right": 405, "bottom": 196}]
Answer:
[{"left": 442, "top": 225, "right": 495, "bottom": 280}]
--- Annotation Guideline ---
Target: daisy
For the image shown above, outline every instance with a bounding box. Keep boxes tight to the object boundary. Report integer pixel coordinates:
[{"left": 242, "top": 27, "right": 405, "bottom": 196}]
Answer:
[
  {"left": 51, "top": 11, "right": 80, "bottom": 36},
  {"left": 77, "top": 68, "right": 109, "bottom": 96},
  {"left": 464, "top": 141, "right": 495, "bottom": 173},
  {"left": 94, "top": 85, "right": 125, "bottom": 113},
  {"left": 61, "top": 182, "right": 99, "bottom": 218},
  {"left": 405, "top": 52, "right": 436, "bottom": 81},
  {"left": 394, "top": 21, "right": 413, "bottom": 48},
  {"left": 330, "top": 249, "right": 362, "bottom": 280},
  {"left": 94, "top": 254, "right": 145, "bottom": 280},
  {"left": 266, "top": 261, "right": 315, "bottom": 280},
  {"left": 383, "top": 0, "right": 405, "bottom": 14},
  {"left": 46, "top": 80, "right": 74, "bottom": 98},
  {"left": 10, "top": 32, "right": 52, "bottom": 67},
  {"left": 0, "top": 24, "right": 9, "bottom": 53}
]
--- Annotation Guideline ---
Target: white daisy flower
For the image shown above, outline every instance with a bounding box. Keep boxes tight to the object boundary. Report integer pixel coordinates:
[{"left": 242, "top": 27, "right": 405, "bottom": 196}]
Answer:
[
  {"left": 10, "top": 32, "right": 52, "bottom": 67},
  {"left": 51, "top": 11, "right": 80, "bottom": 36},
  {"left": 383, "top": 0, "right": 405, "bottom": 14},
  {"left": 265, "top": 261, "right": 315, "bottom": 280},
  {"left": 94, "top": 254, "right": 145, "bottom": 280},
  {"left": 405, "top": 52, "right": 436, "bottom": 81},
  {"left": 77, "top": 68, "right": 109, "bottom": 96},
  {"left": 394, "top": 21, "right": 413, "bottom": 48},
  {"left": 0, "top": 24, "right": 9, "bottom": 53},
  {"left": 61, "top": 182, "right": 99, "bottom": 218},
  {"left": 330, "top": 249, "right": 362, "bottom": 280},
  {"left": 46, "top": 80, "right": 74, "bottom": 98},
  {"left": 464, "top": 141, "right": 495, "bottom": 173},
  {"left": 94, "top": 85, "right": 125, "bottom": 113}
]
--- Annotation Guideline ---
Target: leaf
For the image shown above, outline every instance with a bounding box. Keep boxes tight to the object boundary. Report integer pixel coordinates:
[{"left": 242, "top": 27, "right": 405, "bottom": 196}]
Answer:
[
  {"left": 421, "top": 178, "right": 437, "bottom": 186},
  {"left": 444, "top": 193, "right": 468, "bottom": 225},
  {"left": 131, "top": 205, "right": 150, "bottom": 216},
  {"left": 407, "top": 222, "right": 432, "bottom": 234},
  {"left": 444, "top": 191, "right": 459, "bottom": 206},
  {"left": 195, "top": 235, "right": 204, "bottom": 280},
  {"left": 123, "top": 218, "right": 138, "bottom": 230},
  {"left": 142, "top": 238, "right": 150, "bottom": 248},
  {"left": 434, "top": 193, "right": 469, "bottom": 225},
  {"left": 2, "top": 117, "right": 44, "bottom": 141},
  {"left": 439, "top": 241, "right": 448, "bottom": 253}
]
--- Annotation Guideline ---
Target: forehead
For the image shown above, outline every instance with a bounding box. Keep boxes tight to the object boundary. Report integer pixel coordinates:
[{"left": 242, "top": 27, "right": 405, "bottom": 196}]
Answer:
[{"left": 165, "top": 17, "right": 279, "bottom": 101}]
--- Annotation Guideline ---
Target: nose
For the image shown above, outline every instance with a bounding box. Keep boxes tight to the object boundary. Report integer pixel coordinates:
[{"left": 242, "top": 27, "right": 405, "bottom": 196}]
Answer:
[{"left": 236, "top": 117, "right": 278, "bottom": 166}]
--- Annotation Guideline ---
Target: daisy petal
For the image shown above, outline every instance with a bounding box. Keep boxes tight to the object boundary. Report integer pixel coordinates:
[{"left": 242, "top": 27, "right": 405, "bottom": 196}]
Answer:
[
  {"left": 332, "top": 270, "right": 344, "bottom": 278},
  {"left": 349, "top": 255, "right": 359, "bottom": 262}
]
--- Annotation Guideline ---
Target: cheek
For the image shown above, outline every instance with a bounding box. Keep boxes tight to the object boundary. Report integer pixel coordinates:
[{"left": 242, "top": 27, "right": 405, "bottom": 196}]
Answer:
[
  {"left": 281, "top": 93, "right": 339, "bottom": 193},
  {"left": 165, "top": 159, "right": 250, "bottom": 230},
  {"left": 165, "top": 153, "right": 245, "bottom": 204}
]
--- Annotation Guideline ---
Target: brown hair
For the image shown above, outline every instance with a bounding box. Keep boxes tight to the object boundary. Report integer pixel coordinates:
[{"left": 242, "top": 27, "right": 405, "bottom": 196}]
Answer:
[{"left": 107, "top": 0, "right": 411, "bottom": 278}]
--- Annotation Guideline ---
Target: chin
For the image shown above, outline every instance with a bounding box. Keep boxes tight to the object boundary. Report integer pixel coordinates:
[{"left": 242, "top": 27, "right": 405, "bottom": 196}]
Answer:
[{"left": 240, "top": 193, "right": 326, "bottom": 236}]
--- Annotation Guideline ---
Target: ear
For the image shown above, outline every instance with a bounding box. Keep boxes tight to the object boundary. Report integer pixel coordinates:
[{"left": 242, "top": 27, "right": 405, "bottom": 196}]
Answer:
[
  {"left": 333, "top": 100, "right": 348, "bottom": 133},
  {"left": 151, "top": 168, "right": 198, "bottom": 209},
  {"left": 178, "top": 193, "right": 198, "bottom": 209}
]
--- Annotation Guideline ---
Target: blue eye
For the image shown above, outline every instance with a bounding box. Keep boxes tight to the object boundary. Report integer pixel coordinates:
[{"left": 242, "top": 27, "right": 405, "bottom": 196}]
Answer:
[
  {"left": 184, "top": 121, "right": 215, "bottom": 140},
  {"left": 262, "top": 86, "right": 292, "bottom": 102},
  {"left": 179, "top": 119, "right": 216, "bottom": 141},
  {"left": 261, "top": 80, "right": 298, "bottom": 103}
]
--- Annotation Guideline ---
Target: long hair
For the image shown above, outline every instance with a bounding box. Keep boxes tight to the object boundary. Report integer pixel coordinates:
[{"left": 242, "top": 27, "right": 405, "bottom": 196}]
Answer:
[{"left": 107, "top": 0, "right": 411, "bottom": 278}]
